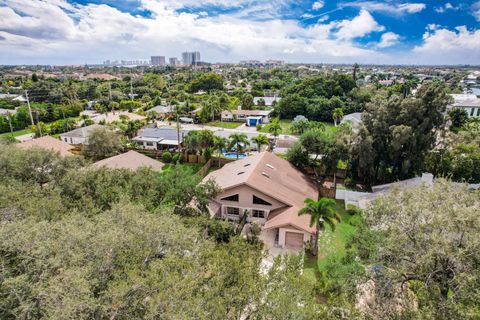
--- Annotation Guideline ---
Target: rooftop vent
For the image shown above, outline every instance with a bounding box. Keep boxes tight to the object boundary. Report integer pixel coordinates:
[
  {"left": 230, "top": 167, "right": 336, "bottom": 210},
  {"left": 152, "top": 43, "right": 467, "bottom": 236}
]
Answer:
[
  {"left": 244, "top": 163, "right": 251, "bottom": 167},
  {"left": 238, "top": 172, "right": 245, "bottom": 175},
  {"left": 266, "top": 164, "right": 275, "bottom": 170},
  {"left": 261, "top": 172, "right": 270, "bottom": 178}
]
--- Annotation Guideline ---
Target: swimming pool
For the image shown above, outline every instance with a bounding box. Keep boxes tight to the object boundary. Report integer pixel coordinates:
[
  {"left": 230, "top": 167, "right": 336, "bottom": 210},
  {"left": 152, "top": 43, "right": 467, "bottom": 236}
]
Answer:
[{"left": 223, "top": 152, "right": 247, "bottom": 159}]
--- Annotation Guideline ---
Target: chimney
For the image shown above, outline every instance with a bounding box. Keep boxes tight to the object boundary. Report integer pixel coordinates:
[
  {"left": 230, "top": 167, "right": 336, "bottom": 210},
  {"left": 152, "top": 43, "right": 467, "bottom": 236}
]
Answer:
[{"left": 238, "top": 105, "right": 242, "bottom": 111}]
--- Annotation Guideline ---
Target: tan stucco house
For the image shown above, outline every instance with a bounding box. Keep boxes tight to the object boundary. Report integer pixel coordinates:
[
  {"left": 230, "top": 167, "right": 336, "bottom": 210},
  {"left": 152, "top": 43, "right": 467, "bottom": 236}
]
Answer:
[{"left": 203, "top": 151, "right": 319, "bottom": 251}]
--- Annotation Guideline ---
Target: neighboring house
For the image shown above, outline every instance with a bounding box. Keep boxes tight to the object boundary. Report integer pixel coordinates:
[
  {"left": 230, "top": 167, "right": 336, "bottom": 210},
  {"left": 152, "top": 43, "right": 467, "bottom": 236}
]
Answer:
[
  {"left": 448, "top": 94, "right": 480, "bottom": 118},
  {"left": 221, "top": 109, "right": 272, "bottom": 126},
  {"left": 132, "top": 127, "right": 186, "bottom": 150},
  {"left": 60, "top": 124, "right": 106, "bottom": 145},
  {"left": 92, "top": 150, "right": 164, "bottom": 171},
  {"left": 253, "top": 96, "right": 281, "bottom": 107},
  {"left": 337, "top": 173, "right": 434, "bottom": 209},
  {"left": 16, "top": 136, "right": 74, "bottom": 157},
  {"left": 203, "top": 151, "right": 319, "bottom": 251},
  {"left": 147, "top": 105, "right": 176, "bottom": 117},
  {"left": 0, "top": 108, "right": 17, "bottom": 116},
  {"left": 341, "top": 112, "right": 363, "bottom": 127}
]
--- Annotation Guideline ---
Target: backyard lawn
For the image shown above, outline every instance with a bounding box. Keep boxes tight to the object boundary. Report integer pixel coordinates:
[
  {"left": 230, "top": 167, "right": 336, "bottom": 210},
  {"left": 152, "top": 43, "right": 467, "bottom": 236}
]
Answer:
[
  {"left": 258, "top": 119, "right": 292, "bottom": 135},
  {"left": 162, "top": 162, "right": 204, "bottom": 175},
  {"left": 0, "top": 128, "right": 32, "bottom": 138},
  {"left": 303, "top": 200, "right": 359, "bottom": 281},
  {"left": 206, "top": 121, "right": 243, "bottom": 129}
]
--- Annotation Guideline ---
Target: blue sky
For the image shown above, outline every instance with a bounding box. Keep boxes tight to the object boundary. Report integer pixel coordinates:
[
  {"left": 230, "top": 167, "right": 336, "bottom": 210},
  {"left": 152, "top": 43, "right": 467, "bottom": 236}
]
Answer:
[{"left": 0, "top": 0, "right": 479, "bottom": 65}]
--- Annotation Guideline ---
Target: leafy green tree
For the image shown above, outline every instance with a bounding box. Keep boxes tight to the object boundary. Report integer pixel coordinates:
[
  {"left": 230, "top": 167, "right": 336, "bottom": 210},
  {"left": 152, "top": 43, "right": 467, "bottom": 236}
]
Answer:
[
  {"left": 448, "top": 108, "right": 469, "bottom": 130},
  {"left": 360, "top": 180, "right": 480, "bottom": 319},
  {"left": 251, "top": 134, "right": 269, "bottom": 151},
  {"left": 187, "top": 73, "right": 223, "bottom": 93},
  {"left": 81, "top": 127, "right": 123, "bottom": 161},
  {"left": 332, "top": 107, "right": 344, "bottom": 126},
  {"left": 267, "top": 117, "right": 282, "bottom": 143},
  {"left": 213, "top": 136, "right": 228, "bottom": 167},
  {"left": 299, "top": 197, "right": 341, "bottom": 256},
  {"left": 228, "top": 133, "right": 250, "bottom": 159}
]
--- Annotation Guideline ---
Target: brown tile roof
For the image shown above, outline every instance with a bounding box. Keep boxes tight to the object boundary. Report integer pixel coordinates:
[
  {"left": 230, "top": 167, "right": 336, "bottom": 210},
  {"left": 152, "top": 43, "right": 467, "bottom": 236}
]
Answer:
[
  {"left": 203, "top": 152, "right": 318, "bottom": 234},
  {"left": 16, "top": 136, "right": 74, "bottom": 157},
  {"left": 92, "top": 150, "right": 164, "bottom": 171}
]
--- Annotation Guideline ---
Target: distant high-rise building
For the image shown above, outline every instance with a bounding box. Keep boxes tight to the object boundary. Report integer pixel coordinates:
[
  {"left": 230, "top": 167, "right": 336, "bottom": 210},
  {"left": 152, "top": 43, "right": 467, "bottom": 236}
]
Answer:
[
  {"left": 169, "top": 57, "right": 179, "bottom": 66},
  {"left": 151, "top": 56, "right": 166, "bottom": 66},
  {"left": 181, "top": 51, "right": 201, "bottom": 65}
]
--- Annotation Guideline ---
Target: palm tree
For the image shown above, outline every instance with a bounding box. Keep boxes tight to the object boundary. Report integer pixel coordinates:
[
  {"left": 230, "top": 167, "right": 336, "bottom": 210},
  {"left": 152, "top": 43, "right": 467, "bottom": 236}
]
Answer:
[
  {"left": 267, "top": 118, "right": 282, "bottom": 144},
  {"left": 214, "top": 136, "right": 228, "bottom": 167},
  {"left": 332, "top": 108, "right": 344, "bottom": 127},
  {"left": 252, "top": 134, "right": 269, "bottom": 152},
  {"left": 228, "top": 133, "right": 250, "bottom": 160},
  {"left": 299, "top": 197, "right": 341, "bottom": 256}
]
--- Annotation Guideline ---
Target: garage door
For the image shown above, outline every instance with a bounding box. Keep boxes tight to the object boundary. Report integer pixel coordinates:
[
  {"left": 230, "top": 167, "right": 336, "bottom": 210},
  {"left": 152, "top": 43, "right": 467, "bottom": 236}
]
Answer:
[{"left": 285, "top": 232, "right": 304, "bottom": 250}]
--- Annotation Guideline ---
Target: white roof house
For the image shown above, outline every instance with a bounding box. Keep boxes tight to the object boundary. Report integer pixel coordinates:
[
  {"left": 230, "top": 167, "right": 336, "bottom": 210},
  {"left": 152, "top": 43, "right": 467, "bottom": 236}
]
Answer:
[
  {"left": 253, "top": 96, "right": 281, "bottom": 106},
  {"left": 60, "top": 124, "right": 107, "bottom": 145},
  {"left": 448, "top": 94, "right": 480, "bottom": 118},
  {"left": 341, "top": 112, "right": 363, "bottom": 127}
]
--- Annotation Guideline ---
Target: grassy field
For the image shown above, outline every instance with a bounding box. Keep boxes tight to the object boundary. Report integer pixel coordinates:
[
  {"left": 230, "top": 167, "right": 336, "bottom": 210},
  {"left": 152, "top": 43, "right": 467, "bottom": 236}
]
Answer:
[
  {"left": 0, "top": 128, "right": 32, "bottom": 138},
  {"left": 206, "top": 121, "right": 243, "bottom": 129},
  {"left": 258, "top": 119, "right": 292, "bottom": 134},
  {"left": 162, "top": 162, "right": 204, "bottom": 175},
  {"left": 303, "top": 200, "right": 358, "bottom": 281}
]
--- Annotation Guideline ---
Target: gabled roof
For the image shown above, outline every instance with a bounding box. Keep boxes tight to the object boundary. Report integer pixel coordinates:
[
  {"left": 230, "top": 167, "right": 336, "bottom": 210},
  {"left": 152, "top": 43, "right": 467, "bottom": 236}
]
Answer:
[
  {"left": 61, "top": 124, "right": 106, "bottom": 138},
  {"left": 92, "top": 150, "right": 164, "bottom": 171},
  {"left": 133, "top": 127, "right": 187, "bottom": 144},
  {"left": 203, "top": 152, "right": 318, "bottom": 234},
  {"left": 16, "top": 136, "right": 74, "bottom": 157}
]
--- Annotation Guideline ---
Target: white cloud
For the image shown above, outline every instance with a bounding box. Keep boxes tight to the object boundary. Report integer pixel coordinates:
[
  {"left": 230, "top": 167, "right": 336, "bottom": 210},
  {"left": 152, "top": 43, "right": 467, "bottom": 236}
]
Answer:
[
  {"left": 341, "top": 1, "right": 426, "bottom": 15},
  {"left": 413, "top": 26, "right": 480, "bottom": 64},
  {"left": 377, "top": 32, "right": 400, "bottom": 48},
  {"left": 473, "top": 1, "right": 480, "bottom": 21},
  {"left": 435, "top": 2, "right": 458, "bottom": 13},
  {"left": 0, "top": 0, "right": 386, "bottom": 65},
  {"left": 318, "top": 15, "right": 329, "bottom": 22},
  {"left": 334, "top": 9, "right": 384, "bottom": 40},
  {"left": 312, "top": 1, "right": 324, "bottom": 10}
]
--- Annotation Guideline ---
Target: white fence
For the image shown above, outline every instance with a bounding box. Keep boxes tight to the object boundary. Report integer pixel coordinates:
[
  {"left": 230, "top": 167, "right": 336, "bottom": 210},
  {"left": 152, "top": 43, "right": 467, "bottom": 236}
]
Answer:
[{"left": 336, "top": 188, "right": 372, "bottom": 208}]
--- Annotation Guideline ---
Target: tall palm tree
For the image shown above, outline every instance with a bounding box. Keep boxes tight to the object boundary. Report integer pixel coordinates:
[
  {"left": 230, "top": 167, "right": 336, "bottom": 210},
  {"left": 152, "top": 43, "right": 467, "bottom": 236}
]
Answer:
[
  {"left": 228, "top": 133, "right": 250, "bottom": 159},
  {"left": 332, "top": 108, "right": 344, "bottom": 127},
  {"left": 299, "top": 197, "right": 341, "bottom": 256},
  {"left": 252, "top": 134, "right": 269, "bottom": 152},
  {"left": 214, "top": 136, "right": 228, "bottom": 167},
  {"left": 267, "top": 118, "right": 282, "bottom": 144}
]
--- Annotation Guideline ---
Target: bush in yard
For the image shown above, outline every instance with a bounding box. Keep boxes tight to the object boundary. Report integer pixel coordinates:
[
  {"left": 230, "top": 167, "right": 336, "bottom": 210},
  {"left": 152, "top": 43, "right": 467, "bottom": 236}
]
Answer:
[
  {"left": 162, "top": 151, "right": 173, "bottom": 163},
  {"left": 256, "top": 123, "right": 262, "bottom": 131},
  {"left": 172, "top": 154, "right": 180, "bottom": 164}
]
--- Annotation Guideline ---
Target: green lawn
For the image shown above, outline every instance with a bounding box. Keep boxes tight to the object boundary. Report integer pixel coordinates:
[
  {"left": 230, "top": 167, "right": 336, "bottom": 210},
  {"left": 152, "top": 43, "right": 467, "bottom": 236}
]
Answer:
[
  {"left": 303, "top": 200, "right": 358, "bottom": 281},
  {"left": 206, "top": 121, "right": 243, "bottom": 129},
  {"left": 258, "top": 119, "right": 292, "bottom": 134},
  {"left": 0, "top": 128, "right": 32, "bottom": 138},
  {"left": 162, "top": 162, "right": 204, "bottom": 175}
]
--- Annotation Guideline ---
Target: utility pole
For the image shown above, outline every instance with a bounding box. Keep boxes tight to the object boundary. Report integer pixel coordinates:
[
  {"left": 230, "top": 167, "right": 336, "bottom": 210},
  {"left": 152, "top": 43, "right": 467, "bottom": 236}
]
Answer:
[
  {"left": 130, "top": 78, "right": 134, "bottom": 101},
  {"left": 6, "top": 112, "right": 13, "bottom": 134},
  {"left": 35, "top": 111, "right": 42, "bottom": 137},
  {"left": 176, "top": 105, "right": 181, "bottom": 152},
  {"left": 25, "top": 90, "right": 34, "bottom": 126}
]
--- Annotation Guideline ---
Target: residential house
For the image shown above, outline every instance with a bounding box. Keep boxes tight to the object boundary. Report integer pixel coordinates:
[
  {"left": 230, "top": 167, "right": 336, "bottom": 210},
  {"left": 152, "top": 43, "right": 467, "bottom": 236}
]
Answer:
[
  {"left": 16, "top": 136, "right": 74, "bottom": 157},
  {"left": 203, "top": 151, "right": 319, "bottom": 251},
  {"left": 147, "top": 105, "right": 176, "bottom": 118},
  {"left": 80, "top": 111, "right": 146, "bottom": 124},
  {"left": 341, "top": 112, "right": 363, "bottom": 128},
  {"left": 92, "top": 150, "right": 164, "bottom": 171},
  {"left": 253, "top": 96, "right": 281, "bottom": 107},
  {"left": 221, "top": 109, "right": 272, "bottom": 126},
  {"left": 133, "top": 127, "right": 186, "bottom": 150},
  {"left": 448, "top": 94, "right": 480, "bottom": 118},
  {"left": 60, "top": 124, "right": 106, "bottom": 145}
]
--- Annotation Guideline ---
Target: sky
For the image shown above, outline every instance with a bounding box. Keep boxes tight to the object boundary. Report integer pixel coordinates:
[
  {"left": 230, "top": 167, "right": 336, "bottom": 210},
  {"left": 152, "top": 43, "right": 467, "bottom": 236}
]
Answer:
[{"left": 0, "top": 0, "right": 479, "bottom": 65}]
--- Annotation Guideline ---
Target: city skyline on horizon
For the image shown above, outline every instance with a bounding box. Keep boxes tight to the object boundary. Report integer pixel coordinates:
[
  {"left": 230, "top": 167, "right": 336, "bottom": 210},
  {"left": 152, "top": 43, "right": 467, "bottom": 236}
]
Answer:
[{"left": 1, "top": 0, "right": 479, "bottom": 66}]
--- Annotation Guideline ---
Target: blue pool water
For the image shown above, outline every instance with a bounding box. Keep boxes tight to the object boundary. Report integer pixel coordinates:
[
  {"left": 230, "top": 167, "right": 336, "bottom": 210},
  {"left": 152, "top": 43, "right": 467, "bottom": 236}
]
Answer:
[{"left": 223, "top": 152, "right": 247, "bottom": 159}]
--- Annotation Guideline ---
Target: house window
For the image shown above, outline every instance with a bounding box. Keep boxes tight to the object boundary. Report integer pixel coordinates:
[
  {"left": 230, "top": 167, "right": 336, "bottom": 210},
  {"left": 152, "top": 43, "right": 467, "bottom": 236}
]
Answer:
[
  {"left": 471, "top": 108, "right": 475, "bottom": 116},
  {"left": 252, "top": 209, "right": 265, "bottom": 218},
  {"left": 253, "top": 195, "right": 272, "bottom": 206},
  {"left": 146, "top": 142, "right": 154, "bottom": 146},
  {"left": 226, "top": 207, "right": 240, "bottom": 215},
  {"left": 64, "top": 138, "right": 68, "bottom": 142},
  {"left": 477, "top": 108, "right": 480, "bottom": 117},
  {"left": 221, "top": 194, "right": 239, "bottom": 202}
]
